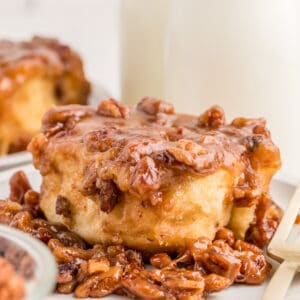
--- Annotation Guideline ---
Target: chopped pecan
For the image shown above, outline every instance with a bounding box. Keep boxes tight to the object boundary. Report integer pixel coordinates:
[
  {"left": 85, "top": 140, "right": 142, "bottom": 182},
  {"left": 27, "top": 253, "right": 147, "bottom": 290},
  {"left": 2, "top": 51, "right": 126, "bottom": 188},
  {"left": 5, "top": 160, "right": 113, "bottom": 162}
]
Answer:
[
  {"left": 231, "top": 117, "right": 266, "bottom": 128},
  {"left": 97, "top": 99, "right": 129, "bottom": 118},
  {"left": 83, "top": 128, "right": 116, "bottom": 152},
  {"left": 48, "top": 239, "right": 94, "bottom": 263},
  {"left": 0, "top": 200, "right": 22, "bottom": 225},
  {"left": 137, "top": 97, "right": 175, "bottom": 115},
  {"left": 200, "top": 248, "right": 241, "bottom": 280},
  {"left": 155, "top": 112, "right": 174, "bottom": 126},
  {"left": 253, "top": 124, "right": 270, "bottom": 138},
  {"left": 198, "top": 106, "right": 225, "bottom": 128},
  {"left": 75, "top": 266, "right": 122, "bottom": 298},
  {"left": 150, "top": 253, "right": 173, "bottom": 269},
  {"left": 42, "top": 106, "right": 90, "bottom": 136},
  {"left": 215, "top": 228, "right": 235, "bottom": 247},
  {"left": 122, "top": 268, "right": 205, "bottom": 299},
  {"left": 121, "top": 273, "right": 165, "bottom": 299},
  {"left": 56, "top": 195, "right": 71, "bottom": 218},
  {"left": 235, "top": 251, "right": 270, "bottom": 284},
  {"left": 88, "top": 257, "right": 110, "bottom": 274},
  {"left": 167, "top": 139, "right": 208, "bottom": 168},
  {"left": 165, "top": 127, "right": 185, "bottom": 142},
  {"left": 24, "top": 190, "right": 40, "bottom": 207},
  {"left": 204, "top": 274, "right": 231, "bottom": 293},
  {"left": 131, "top": 156, "right": 160, "bottom": 197},
  {"left": 186, "top": 237, "right": 211, "bottom": 262},
  {"left": 242, "top": 135, "right": 263, "bottom": 152},
  {"left": 56, "top": 231, "right": 87, "bottom": 249},
  {"left": 246, "top": 195, "right": 283, "bottom": 248},
  {"left": 96, "top": 180, "right": 120, "bottom": 213},
  {"left": 58, "top": 263, "right": 79, "bottom": 284},
  {"left": 10, "top": 211, "right": 34, "bottom": 234},
  {"left": 57, "top": 280, "right": 77, "bottom": 294},
  {"left": 9, "top": 171, "right": 31, "bottom": 204},
  {"left": 233, "top": 240, "right": 262, "bottom": 254}
]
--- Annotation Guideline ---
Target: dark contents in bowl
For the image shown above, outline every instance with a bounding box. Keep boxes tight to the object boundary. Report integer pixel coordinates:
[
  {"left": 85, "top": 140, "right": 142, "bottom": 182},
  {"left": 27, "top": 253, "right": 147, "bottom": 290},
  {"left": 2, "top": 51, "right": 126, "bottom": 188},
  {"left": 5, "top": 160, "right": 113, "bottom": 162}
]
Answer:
[
  {"left": 0, "top": 257, "right": 25, "bottom": 300},
  {"left": 0, "top": 237, "right": 34, "bottom": 279}
]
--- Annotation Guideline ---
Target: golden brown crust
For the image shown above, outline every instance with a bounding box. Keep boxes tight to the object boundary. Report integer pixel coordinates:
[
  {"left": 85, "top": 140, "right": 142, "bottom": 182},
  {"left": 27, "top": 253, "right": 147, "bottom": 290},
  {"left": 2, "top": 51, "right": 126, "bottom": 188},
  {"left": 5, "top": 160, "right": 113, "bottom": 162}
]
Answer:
[{"left": 0, "top": 36, "right": 90, "bottom": 155}]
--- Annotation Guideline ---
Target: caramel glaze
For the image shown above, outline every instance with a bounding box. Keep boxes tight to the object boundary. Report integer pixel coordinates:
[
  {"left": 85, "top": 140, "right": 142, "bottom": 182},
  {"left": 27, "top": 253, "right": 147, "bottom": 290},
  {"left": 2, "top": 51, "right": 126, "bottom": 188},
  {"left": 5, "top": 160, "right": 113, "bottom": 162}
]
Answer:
[
  {"left": 29, "top": 98, "right": 281, "bottom": 217},
  {"left": 0, "top": 36, "right": 90, "bottom": 103}
]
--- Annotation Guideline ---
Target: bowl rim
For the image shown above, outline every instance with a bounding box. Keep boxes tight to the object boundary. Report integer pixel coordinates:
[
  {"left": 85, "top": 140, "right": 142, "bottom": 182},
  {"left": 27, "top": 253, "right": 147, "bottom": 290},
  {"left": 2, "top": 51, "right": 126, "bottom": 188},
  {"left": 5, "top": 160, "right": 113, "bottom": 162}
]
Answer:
[{"left": 0, "top": 224, "right": 57, "bottom": 300}]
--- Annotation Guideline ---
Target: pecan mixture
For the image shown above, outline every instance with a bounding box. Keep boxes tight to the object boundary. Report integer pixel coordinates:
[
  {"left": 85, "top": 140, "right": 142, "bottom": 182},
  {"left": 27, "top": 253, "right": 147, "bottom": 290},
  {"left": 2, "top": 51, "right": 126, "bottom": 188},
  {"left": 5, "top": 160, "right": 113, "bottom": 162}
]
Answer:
[
  {"left": 0, "top": 171, "right": 275, "bottom": 299},
  {"left": 29, "top": 98, "right": 281, "bottom": 212}
]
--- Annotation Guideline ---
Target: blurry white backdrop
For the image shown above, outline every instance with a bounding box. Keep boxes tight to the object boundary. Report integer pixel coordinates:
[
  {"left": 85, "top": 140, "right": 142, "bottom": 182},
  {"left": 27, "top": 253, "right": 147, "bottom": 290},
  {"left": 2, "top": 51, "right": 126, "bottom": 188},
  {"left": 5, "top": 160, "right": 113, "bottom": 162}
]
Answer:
[
  {"left": 1, "top": 0, "right": 300, "bottom": 180},
  {"left": 0, "top": 0, "right": 121, "bottom": 98}
]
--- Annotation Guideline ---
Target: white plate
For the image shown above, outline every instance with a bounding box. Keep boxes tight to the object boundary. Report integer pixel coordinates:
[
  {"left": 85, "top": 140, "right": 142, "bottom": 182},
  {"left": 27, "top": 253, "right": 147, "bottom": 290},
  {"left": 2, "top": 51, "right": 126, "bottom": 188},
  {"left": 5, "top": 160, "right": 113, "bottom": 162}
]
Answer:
[
  {"left": 0, "top": 165, "right": 299, "bottom": 300},
  {"left": 0, "top": 83, "right": 110, "bottom": 171},
  {"left": 0, "top": 151, "right": 32, "bottom": 171}
]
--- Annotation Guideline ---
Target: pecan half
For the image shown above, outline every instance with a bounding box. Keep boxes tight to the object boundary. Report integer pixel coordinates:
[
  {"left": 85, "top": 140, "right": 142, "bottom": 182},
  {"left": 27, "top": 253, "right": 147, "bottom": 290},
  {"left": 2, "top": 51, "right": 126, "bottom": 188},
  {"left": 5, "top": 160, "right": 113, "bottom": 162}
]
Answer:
[
  {"left": 96, "top": 180, "right": 120, "bottom": 213},
  {"left": 198, "top": 105, "right": 225, "bottom": 128},
  {"left": 131, "top": 156, "right": 160, "bottom": 196},
  {"left": 97, "top": 99, "right": 129, "bottom": 118},
  {"left": 9, "top": 171, "right": 31, "bottom": 204},
  {"left": 56, "top": 195, "right": 71, "bottom": 218},
  {"left": 137, "top": 97, "right": 175, "bottom": 115}
]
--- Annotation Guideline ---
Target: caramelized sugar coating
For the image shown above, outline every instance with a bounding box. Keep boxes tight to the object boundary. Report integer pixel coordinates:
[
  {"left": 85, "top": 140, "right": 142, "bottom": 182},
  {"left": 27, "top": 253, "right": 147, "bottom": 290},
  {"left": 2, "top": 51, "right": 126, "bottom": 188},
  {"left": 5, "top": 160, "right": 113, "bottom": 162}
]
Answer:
[
  {"left": 0, "top": 36, "right": 90, "bottom": 155},
  {"left": 28, "top": 98, "right": 281, "bottom": 254}
]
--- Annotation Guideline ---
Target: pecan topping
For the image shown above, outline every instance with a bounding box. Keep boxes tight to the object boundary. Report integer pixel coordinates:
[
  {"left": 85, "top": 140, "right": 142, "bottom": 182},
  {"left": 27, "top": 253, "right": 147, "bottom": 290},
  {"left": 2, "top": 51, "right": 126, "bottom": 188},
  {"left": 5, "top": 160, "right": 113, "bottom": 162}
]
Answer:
[
  {"left": 242, "top": 135, "right": 263, "bottom": 152},
  {"left": 253, "top": 124, "right": 270, "bottom": 137},
  {"left": 42, "top": 106, "right": 90, "bottom": 137},
  {"left": 84, "top": 129, "right": 115, "bottom": 152},
  {"left": 137, "top": 97, "right": 175, "bottom": 115},
  {"left": 198, "top": 105, "right": 225, "bottom": 128},
  {"left": 246, "top": 195, "right": 283, "bottom": 247},
  {"left": 97, "top": 99, "right": 129, "bottom": 118},
  {"left": 167, "top": 139, "right": 208, "bottom": 168},
  {"left": 9, "top": 171, "right": 31, "bottom": 204},
  {"left": 215, "top": 228, "right": 235, "bottom": 247},
  {"left": 29, "top": 98, "right": 281, "bottom": 209},
  {"left": 231, "top": 117, "right": 267, "bottom": 131},
  {"left": 0, "top": 177, "right": 275, "bottom": 299},
  {"left": 8, "top": 171, "right": 42, "bottom": 217},
  {"left": 0, "top": 201, "right": 22, "bottom": 225},
  {"left": 56, "top": 195, "right": 71, "bottom": 218},
  {"left": 131, "top": 156, "right": 160, "bottom": 196},
  {"left": 58, "top": 263, "right": 79, "bottom": 284},
  {"left": 204, "top": 274, "right": 232, "bottom": 293},
  {"left": 96, "top": 180, "right": 120, "bottom": 213}
]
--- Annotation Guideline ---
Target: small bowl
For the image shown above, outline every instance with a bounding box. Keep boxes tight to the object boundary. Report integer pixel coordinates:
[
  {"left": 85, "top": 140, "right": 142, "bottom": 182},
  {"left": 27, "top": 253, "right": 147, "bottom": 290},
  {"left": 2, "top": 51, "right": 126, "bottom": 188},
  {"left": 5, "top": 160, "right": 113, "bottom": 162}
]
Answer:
[{"left": 0, "top": 224, "right": 57, "bottom": 300}]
